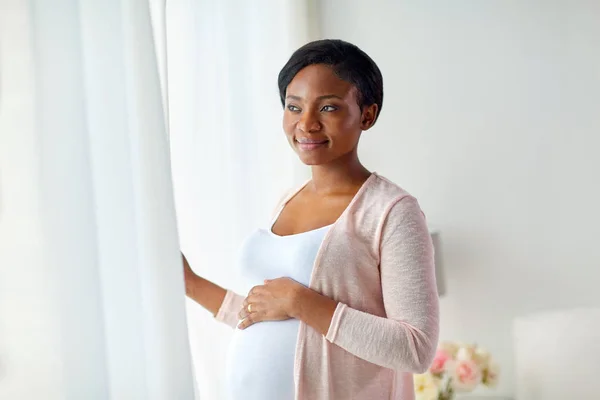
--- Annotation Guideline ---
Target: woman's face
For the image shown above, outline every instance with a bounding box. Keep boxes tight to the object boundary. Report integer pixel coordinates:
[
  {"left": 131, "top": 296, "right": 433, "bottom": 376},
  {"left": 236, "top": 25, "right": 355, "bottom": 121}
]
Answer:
[{"left": 282, "top": 64, "right": 377, "bottom": 166}]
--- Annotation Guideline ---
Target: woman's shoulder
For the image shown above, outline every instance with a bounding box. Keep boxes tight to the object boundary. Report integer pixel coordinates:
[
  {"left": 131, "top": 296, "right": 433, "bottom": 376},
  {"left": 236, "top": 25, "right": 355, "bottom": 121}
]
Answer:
[
  {"left": 357, "top": 172, "right": 427, "bottom": 223},
  {"left": 366, "top": 172, "right": 416, "bottom": 204},
  {"left": 365, "top": 175, "right": 429, "bottom": 241}
]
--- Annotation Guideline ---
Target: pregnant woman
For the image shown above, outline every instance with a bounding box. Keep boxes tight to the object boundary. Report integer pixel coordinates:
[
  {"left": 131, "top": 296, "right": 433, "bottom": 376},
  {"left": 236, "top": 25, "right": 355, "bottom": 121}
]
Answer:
[{"left": 182, "top": 39, "right": 440, "bottom": 400}]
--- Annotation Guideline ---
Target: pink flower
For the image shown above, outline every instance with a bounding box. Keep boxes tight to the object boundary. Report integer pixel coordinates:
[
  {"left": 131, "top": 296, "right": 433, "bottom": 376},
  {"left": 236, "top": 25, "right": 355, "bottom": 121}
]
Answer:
[
  {"left": 430, "top": 349, "right": 451, "bottom": 374},
  {"left": 451, "top": 359, "right": 482, "bottom": 392}
]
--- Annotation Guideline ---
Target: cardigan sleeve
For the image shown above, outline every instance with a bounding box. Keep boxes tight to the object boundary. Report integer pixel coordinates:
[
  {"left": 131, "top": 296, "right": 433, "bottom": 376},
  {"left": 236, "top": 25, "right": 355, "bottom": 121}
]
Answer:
[
  {"left": 325, "top": 196, "right": 440, "bottom": 373},
  {"left": 214, "top": 290, "right": 245, "bottom": 328}
]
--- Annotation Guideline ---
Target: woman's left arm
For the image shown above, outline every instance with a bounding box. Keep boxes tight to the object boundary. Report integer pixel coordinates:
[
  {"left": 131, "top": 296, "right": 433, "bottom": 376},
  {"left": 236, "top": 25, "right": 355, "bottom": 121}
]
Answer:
[{"left": 293, "top": 196, "right": 440, "bottom": 373}]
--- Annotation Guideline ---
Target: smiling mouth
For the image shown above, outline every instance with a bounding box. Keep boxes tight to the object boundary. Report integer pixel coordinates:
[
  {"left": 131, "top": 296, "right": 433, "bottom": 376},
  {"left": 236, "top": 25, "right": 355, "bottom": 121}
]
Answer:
[{"left": 295, "top": 138, "right": 329, "bottom": 150}]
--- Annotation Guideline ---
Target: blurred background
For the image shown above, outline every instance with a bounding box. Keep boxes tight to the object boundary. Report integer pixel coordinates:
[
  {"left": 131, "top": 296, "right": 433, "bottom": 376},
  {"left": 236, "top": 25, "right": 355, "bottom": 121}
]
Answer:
[{"left": 1, "top": 1, "right": 599, "bottom": 399}]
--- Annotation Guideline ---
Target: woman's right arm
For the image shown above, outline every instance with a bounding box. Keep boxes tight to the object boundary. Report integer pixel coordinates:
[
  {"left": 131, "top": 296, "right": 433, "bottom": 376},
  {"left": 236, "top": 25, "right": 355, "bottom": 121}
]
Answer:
[
  {"left": 182, "top": 252, "right": 227, "bottom": 316},
  {"left": 182, "top": 253, "right": 245, "bottom": 328},
  {"left": 182, "top": 191, "right": 291, "bottom": 323}
]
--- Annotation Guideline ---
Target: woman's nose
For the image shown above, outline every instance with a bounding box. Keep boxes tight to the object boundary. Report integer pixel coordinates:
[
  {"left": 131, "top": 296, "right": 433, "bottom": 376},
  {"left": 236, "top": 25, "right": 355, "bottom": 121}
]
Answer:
[{"left": 297, "top": 110, "right": 321, "bottom": 133}]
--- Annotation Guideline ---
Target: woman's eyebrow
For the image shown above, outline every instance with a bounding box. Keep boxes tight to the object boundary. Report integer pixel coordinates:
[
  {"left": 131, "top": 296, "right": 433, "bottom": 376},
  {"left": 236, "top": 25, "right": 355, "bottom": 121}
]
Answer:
[{"left": 285, "top": 94, "right": 344, "bottom": 101}]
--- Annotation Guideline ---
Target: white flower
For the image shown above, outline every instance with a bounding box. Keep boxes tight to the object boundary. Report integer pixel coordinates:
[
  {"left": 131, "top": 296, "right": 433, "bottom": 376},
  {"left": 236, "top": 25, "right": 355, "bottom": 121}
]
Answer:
[
  {"left": 456, "top": 344, "right": 490, "bottom": 367},
  {"left": 414, "top": 372, "right": 440, "bottom": 400},
  {"left": 483, "top": 362, "right": 500, "bottom": 388},
  {"left": 475, "top": 348, "right": 491, "bottom": 364},
  {"left": 438, "top": 341, "right": 460, "bottom": 357},
  {"left": 455, "top": 344, "right": 476, "bottom": 362}
]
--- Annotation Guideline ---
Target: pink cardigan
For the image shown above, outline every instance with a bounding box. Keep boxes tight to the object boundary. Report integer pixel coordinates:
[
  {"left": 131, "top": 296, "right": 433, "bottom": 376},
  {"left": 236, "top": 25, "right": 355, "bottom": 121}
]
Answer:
[{"left": 215, "top": 173, "right": 440, "bottom": 399}]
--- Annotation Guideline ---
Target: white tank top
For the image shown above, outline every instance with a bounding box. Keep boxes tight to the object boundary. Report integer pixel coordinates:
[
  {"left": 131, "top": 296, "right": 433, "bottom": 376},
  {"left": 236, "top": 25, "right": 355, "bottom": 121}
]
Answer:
[{"left": 225, "top": 224, "right": 330, "bottom": 400}]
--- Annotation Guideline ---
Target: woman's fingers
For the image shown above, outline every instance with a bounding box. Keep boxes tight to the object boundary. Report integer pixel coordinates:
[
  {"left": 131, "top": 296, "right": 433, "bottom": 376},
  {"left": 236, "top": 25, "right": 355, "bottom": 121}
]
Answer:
[
  {"left": 237, "top": 284, "right": 272, "bottom": 329},
  {"left": 238, "top": 297, "right": 266, "bottom": 329},
  {"left": 237, "top": 311, "right": 264, "bottom": 330},
  {"left": 238, "top": 301, "right": 254, "bottom": 319},
  {"left": 239, "top": 292, "right": 260, "bottom": 320}
]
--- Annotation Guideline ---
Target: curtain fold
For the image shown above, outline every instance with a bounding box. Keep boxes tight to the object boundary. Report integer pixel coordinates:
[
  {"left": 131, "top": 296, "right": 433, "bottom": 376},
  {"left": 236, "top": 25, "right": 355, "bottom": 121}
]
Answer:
[{"left": 0, "top": 0, "right": 194, "bottom": 399}]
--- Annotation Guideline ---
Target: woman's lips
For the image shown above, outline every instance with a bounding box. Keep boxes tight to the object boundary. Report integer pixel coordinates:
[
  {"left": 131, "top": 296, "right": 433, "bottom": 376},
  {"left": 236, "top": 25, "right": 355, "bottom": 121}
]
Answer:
[{"left": 295, "top": 138, "right": 329, "bottom": 151}]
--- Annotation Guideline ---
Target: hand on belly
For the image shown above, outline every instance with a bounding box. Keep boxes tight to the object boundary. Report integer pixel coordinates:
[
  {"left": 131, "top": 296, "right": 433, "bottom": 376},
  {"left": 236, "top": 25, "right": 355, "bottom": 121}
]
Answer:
[{"left": 237, "top": 277, "right": 304, "bottom": 330}]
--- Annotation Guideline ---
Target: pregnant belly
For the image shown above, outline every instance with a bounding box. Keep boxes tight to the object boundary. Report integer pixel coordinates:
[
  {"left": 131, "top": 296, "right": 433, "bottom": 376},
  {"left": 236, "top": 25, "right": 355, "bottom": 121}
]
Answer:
[{"left": 226, "top": 319, "right": 300, "bottom": 400}]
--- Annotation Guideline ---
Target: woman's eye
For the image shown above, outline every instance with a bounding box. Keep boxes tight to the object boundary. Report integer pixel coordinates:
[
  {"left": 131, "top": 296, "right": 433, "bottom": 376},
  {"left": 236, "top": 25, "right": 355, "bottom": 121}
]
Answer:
[
  {"left": 287, "top": 105, "right": 300, "bottom": 112},
  {"left": 321, "top": 105, "right": 337, "bottom": 112}
]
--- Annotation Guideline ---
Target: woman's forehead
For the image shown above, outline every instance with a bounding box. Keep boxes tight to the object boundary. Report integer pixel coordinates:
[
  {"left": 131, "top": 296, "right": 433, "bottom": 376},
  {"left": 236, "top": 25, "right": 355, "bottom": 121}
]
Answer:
[{"left": 287, "top": 65, "right": 356, "bottom": 100}]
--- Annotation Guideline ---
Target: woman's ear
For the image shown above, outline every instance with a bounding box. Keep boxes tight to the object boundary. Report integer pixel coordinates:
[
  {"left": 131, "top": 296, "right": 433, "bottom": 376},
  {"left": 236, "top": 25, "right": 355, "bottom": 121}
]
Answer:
[{"left": 360, "top": 104, "right": 378, "bottom": 131}]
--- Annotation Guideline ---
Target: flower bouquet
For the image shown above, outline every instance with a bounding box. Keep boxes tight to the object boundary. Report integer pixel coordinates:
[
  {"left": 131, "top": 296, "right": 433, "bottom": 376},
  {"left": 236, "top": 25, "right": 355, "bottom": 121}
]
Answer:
[{"left": 414, "top": 341, "right": 499, "bottom": 400}]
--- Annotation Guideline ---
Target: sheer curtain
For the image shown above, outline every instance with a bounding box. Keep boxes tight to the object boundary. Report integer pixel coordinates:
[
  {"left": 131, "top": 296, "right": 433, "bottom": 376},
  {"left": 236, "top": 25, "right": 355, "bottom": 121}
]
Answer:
[
  {"left": 0, "top": 0, "right": 193, "bottom": 399},
  {"left": 166, "top": 1, "right": 317, "bottom": 398}
]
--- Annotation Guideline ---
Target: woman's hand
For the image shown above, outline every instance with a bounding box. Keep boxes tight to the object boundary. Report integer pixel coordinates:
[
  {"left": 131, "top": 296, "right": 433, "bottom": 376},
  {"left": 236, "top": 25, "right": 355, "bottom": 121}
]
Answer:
[
  {"left": 181, "top": 252, "right": 197, "bottom": 293},
  {"left": 180, "top": 252, "right": 227, "bottom": 316},
  {"left": 237, "top": 277, "right": 304, "bottom": 330}
]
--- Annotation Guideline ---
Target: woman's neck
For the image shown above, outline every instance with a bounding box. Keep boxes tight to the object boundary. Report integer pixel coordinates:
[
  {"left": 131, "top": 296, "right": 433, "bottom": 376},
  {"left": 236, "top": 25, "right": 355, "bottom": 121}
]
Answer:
[{"left": 308, "top": 152, "right": 371, "bottom": 195}]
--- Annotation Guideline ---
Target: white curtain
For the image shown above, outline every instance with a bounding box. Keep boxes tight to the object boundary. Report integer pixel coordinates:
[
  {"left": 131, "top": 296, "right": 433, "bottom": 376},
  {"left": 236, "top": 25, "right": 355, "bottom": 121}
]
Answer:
[
  {"left": 166, "top": 1, "right": 316, "bottom": 398},
  {"left": 0, "top": 0, "right": 194, "bottom": 399}
]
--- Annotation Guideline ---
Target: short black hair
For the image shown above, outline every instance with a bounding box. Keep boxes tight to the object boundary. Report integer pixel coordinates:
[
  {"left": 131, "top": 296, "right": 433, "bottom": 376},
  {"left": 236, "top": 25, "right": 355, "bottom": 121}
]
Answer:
[{"left": 278, "top": 39, "right": 384, "bottom": 122}]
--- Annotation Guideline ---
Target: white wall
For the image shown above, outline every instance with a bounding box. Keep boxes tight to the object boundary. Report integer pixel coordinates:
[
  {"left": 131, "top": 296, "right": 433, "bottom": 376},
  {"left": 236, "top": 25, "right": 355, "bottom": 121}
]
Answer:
[{"left": 318, "top": 0, "right": 600, "bottom": 397}]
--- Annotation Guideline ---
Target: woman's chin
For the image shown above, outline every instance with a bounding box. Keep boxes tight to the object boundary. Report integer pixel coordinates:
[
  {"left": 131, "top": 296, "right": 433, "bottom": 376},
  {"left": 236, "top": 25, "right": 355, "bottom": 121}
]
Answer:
[
  {"left": 297, "top": 156, "right": 326, "bottom": 166},
  {"left": 292, "top": 147, "right": 327, "bottom": 166}
]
